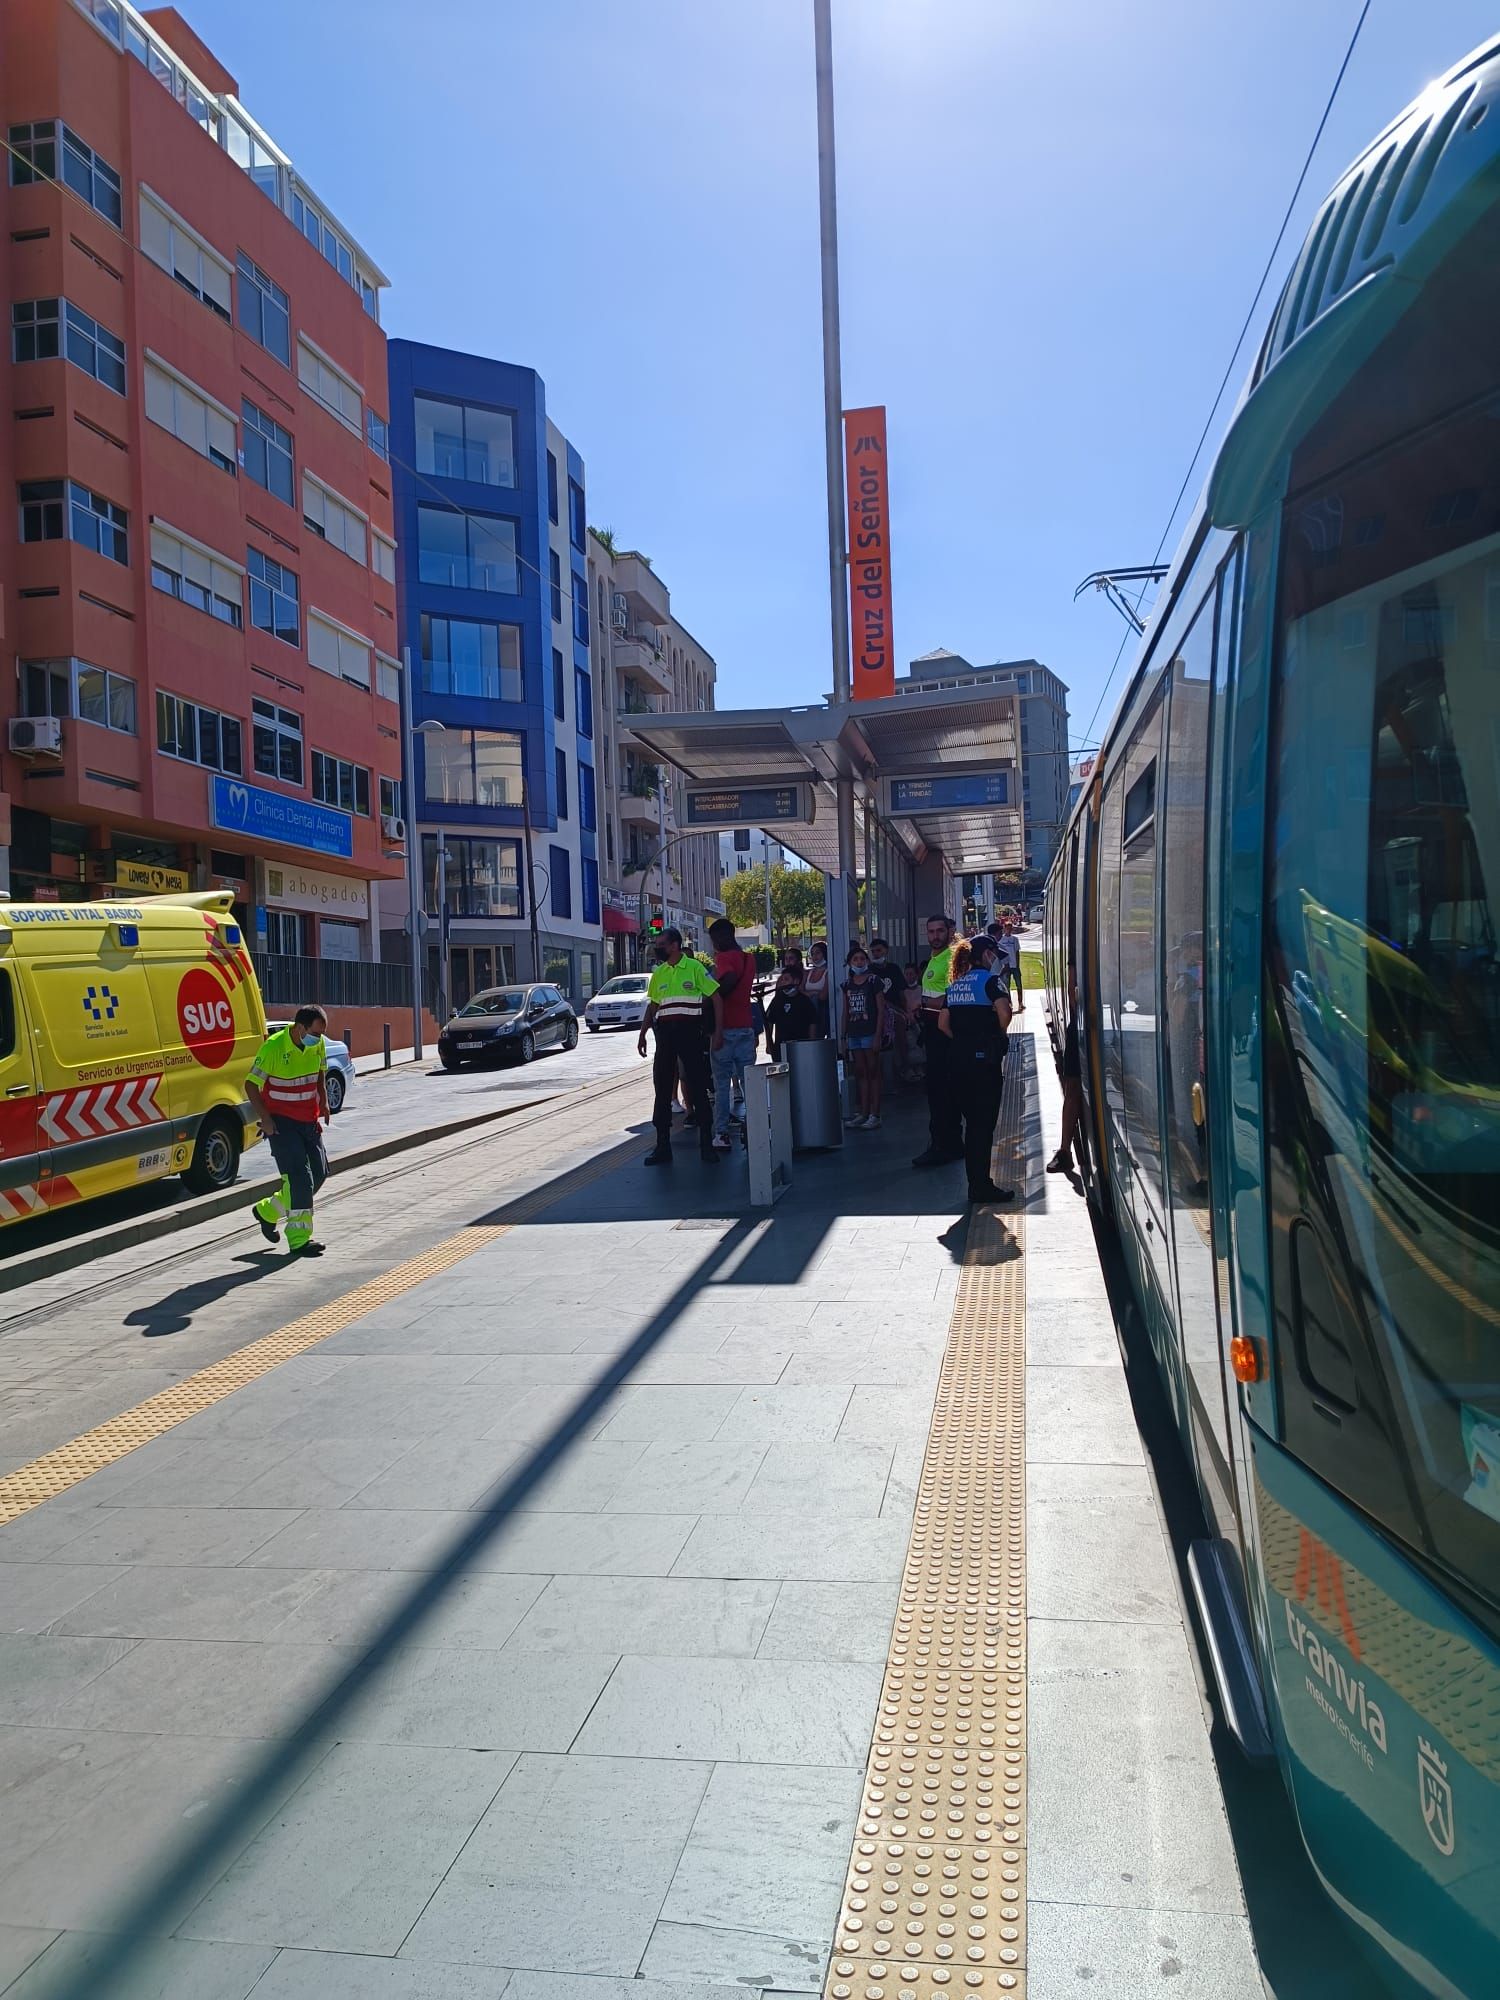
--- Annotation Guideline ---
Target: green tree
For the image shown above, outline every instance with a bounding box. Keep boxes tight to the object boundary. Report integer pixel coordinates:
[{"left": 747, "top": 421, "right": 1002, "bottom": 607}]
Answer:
[{"left": 721, "top": 864, "right": 827, "bottom": 944}]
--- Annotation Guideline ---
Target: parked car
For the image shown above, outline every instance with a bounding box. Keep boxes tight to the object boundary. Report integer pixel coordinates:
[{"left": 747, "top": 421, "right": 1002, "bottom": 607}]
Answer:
[
  {"left": 268, "top": 1022, "right": 355, "bottom": 1114},
  {"left": 583, "top": 973, "right": 651, "bottom": 1032},
  {"left": 437, "top": 984, "right": 579, "bottom": 1070}
]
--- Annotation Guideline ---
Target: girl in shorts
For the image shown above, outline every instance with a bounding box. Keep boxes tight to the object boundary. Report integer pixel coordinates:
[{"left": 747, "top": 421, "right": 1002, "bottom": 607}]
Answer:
[{"left": 839, "top": 945, "right": 888, "bottom": 1130}]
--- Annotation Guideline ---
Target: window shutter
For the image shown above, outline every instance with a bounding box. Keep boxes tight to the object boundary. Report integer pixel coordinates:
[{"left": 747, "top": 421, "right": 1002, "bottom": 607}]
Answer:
[
  {"left": 308, "top": 614, "right": 340, "bottom": 677},
  {"left": 139, "top": 193, "right": 171, "bottom": 273},
  {"left": 201, "top": 250, "right": 232, "bottom": 318},
  {"left": 206, "top": 404, "right": 235, "bottom": 466},
  {"left": 144, "top": 361, "right": 174, "bottom": 431},
  {"left": 338, "top": 629, "right": 370, "bottom": 686},
  {"left": 150, "top": 524, "right": 178, "bottom": 571}
]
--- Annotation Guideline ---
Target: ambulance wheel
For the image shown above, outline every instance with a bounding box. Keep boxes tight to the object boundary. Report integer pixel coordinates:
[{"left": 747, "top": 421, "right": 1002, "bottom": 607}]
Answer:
[
  {"left": 515, "top": 1030, "right": 536, "bottom": 1066},
  {"left": 183, "top": 1112, "right": 240, "bottom": 1195},
  {"left": 562, "top": 1020, "right": 579, "bottom": 1050},
  {"left": 325, "top": 1071, "right": 346, "bottom": 1115}
]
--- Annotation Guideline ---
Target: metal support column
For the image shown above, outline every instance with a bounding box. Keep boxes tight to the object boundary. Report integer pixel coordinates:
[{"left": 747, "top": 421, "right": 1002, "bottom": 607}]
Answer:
[
  {"left": 814, "top": 0, "right": 858, "bottom": 937},
  {"left": 399, "top": 646, "right": 423, "bottom": 1059}
]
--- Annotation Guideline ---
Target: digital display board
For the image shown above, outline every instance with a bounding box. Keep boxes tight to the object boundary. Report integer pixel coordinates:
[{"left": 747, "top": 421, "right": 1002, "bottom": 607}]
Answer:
[
  {"left": 683, "top": 783, "right": 815, "bottom": 828},
  {"left": 887, "top": 770, "right": 1010, "bottom": 813}
]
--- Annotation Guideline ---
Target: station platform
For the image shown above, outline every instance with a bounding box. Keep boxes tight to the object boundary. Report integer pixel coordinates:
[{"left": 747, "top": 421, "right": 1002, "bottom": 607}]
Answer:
[{"left": 0, "top": 1033, "right": 1264, "bottom": 2000}]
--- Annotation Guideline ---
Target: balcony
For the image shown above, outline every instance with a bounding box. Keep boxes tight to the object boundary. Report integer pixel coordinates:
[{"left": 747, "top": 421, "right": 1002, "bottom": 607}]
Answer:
[
  {"left": 620, "top": 789, "right": 661, "bottom": 825},
  {"left": 614, "top": 636, "right": 673, "bottom": 700},
  {"left": 613, "top": 552, "right": 669, "bottom": 627}
]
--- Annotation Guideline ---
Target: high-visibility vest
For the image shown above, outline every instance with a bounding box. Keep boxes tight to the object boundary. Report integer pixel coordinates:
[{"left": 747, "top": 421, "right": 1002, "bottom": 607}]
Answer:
[
  {"left": 648, "top": 956, "right": 719, "bottom": 1025},
  {"left": 248, "top": 1028, "right": 325, "bottom": 1122}
]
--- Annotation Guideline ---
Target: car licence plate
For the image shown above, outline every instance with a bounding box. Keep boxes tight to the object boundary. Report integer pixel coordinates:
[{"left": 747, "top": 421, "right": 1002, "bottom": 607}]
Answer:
[{"left": 459, "top": 1039, "right": 485, "bottom": 1051}]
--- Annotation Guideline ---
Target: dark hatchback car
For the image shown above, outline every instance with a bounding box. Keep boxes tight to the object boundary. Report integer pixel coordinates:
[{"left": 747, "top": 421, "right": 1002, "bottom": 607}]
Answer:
[{"left": 437, "top": 983, "right": 579, "bottom": 1070}]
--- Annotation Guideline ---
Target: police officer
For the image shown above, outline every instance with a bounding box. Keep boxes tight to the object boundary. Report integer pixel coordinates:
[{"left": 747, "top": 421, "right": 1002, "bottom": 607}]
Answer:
[
  {"left": 247, "top": 1005, "right": 331, "bottom": 1257},
  {"left": 638, "top": 928, "right": 723, "bottom": 1166},
  {"left": 911, "top": 913, "right": 964, "bottom": 1168},
  {"left": 939, "top": 934, "right": 1014, "bottom": 1205}
]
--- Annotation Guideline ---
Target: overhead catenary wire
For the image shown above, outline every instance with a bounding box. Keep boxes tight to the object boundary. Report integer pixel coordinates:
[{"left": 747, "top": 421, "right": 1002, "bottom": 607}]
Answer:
[{"left": 1077, "top": 0, "right": 1373, "bottom": 757}]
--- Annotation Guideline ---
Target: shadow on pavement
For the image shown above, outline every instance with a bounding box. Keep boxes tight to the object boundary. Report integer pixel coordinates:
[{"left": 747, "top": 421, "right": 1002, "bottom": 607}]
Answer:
[{"left": 123, "top": 1250, "right": 287, "bottom": 1338}]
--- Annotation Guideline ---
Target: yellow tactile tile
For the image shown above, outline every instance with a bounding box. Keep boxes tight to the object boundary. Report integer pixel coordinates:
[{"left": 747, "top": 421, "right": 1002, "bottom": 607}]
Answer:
[
  {"left": 0, "top": 1134, "right": 640, "bottom": 1526},
  {"left": 824, "top": 1087, "right": 1028, "bottom": 2000}
]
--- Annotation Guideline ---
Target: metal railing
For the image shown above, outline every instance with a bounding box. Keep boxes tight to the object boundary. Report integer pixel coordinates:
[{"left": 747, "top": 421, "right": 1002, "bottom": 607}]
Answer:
[{"left": 252, "top": 951, "right": 412, "bottom": 1011}]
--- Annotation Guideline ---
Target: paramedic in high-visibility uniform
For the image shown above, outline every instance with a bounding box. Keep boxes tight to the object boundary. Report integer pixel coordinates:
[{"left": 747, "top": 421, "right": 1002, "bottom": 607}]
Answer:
[
  {"left": 637, "top": 928, "right": 722, "bottom": 1166},
  {"left": 246, "top": 1005, "right": 331, "bottom": 1257}
]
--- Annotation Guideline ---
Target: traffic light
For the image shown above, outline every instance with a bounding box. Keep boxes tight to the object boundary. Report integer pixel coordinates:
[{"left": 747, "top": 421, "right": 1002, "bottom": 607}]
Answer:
[{"left": 648, "top": 912, "right": 664, "bottom": 934}]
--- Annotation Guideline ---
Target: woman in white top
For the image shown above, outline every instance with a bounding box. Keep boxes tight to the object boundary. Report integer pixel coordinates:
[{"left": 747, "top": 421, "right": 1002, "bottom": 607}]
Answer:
[{"left": 803, "top": 939, "right": 831, "bottom": 1037}]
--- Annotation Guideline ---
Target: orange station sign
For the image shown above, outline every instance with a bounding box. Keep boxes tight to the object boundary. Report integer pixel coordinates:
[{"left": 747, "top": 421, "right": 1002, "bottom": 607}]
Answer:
[{"left": 844, "top": 405, "right": 895, "bottom": 700}]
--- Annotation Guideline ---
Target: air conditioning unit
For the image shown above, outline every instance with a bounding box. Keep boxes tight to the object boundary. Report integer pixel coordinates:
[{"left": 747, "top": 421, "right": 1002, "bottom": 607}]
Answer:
[
  {"left": 611, "top": 606, "right": 628, "bottom": 632},
  {"left": 381, "top": 813, "right": 407, "bottom": 844},
  {"left": 9, "top": 715, "right": 63, "bottom": 757}
]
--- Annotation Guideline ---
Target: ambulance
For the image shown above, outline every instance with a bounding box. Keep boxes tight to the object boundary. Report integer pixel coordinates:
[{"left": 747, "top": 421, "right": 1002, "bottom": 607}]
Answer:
[{"left": 0, "top": 890, "right": 267, "bottom": 1231}]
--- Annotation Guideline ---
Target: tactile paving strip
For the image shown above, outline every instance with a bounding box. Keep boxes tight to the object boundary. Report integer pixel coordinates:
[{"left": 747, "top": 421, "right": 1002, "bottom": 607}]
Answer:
[
  {"left": 0, "top": 1133, "right": 642, "bottom": 1526},
  {"left": 824, "top": 1090, "right": 1028, "bottom": 2000}
]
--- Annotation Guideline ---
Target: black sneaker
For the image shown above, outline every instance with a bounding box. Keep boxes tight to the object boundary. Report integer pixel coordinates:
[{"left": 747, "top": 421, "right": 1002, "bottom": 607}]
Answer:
[
  {"left": 700, "top": 1146, "right": 722, "bottom": 1165},
  {"left": 912, "top": 1147, "right": 963, "bottom": 1169},
  {"left": 257, "top": 1217, "right": 279, "bottom": 1245},
  {"left": 968, "top": 1182, "right": 1015, "bottom": 1205},
  {"left": 644, "top": 1145, "right": 672, "bottom": 1167},
  {"left": 289, "top": 1240, "right": 327, "bottom": 1258}
]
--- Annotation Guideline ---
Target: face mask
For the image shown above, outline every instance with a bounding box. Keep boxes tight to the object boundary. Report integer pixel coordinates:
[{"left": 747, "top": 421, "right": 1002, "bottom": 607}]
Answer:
[{"left": 850, "top": 962, "right": 868, "bottom": 977}]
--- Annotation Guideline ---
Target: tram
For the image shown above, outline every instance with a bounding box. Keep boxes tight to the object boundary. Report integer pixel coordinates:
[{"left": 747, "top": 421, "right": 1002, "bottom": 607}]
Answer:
[{"left": 1044, "top": 37, "right": 1500, "bottom": 1998}]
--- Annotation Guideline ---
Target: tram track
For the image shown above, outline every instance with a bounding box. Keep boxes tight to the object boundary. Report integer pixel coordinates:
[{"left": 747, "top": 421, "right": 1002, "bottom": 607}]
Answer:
[{"left": 0, "top": 1064, "right": 647, "bottom": 1337}]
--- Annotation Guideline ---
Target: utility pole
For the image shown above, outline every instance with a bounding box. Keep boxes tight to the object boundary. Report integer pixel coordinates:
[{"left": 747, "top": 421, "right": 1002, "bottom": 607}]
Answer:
[
  {"left": 813, "top": 0, "right": 858, "bottom": 970},
  {"left": 763, "top": 830, "right": 773, "bottom": 946},
  {"left": 522, "top": 771, "right": 541, "bottom": 984},
  {"left": 399, "top": 647, "right": 423, "bottom": 1059}
]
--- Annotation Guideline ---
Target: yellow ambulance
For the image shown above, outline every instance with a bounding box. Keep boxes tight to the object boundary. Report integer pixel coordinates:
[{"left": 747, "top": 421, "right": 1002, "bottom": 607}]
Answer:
[{"left": 0, "top": 890, "right": 266, "bottom": 1230}]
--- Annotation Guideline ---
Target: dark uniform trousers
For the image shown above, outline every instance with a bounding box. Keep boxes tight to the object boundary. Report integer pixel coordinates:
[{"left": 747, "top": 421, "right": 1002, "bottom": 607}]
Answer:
[
  {"left": 268, "top": 1120, "right": 328, "bottom": 1215},
  {"left": 653, "top": 1019, "right": 713, "bottom": 1147},
  {"left": 954, "top": 1047, "right": 1004, "bottom": 1196},
  {"left": 922, "top": 1014, "right": 963, "bottom": 1155}
]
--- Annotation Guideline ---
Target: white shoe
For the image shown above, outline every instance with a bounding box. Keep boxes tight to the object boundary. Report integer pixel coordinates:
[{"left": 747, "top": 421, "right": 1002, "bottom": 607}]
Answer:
[
  {"left": 862, "top": 1114, "right": 881, "bottom": 1129},
  {"left": 712, "top": 1134, "right": 733, "bottom": 1151},
  {"left": 844, "top": 1113, "right": 866, "bottom": 1128}
]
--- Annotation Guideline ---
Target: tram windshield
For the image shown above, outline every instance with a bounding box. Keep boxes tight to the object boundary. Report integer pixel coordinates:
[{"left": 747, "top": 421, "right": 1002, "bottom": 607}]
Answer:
[{"left": 1270, "top": 394, "right": 1500, "bottom": 1597}]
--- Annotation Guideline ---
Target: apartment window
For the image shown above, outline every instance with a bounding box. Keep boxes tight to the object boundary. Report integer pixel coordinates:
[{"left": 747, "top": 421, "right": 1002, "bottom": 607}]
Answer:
[
  {"left": 312, "top": 750, "right": 371, "bottom": 817},
  {"left": 252, "top": 697, "right": 303, "bottom": 784},
  {"left": 224, "top": 111, "right": 279, "bottom": 199},
  {"left": 157, "top": 690, "right": 242, "bottom": 773},
  {"left": 21, "top": 657, "right": 135, "bottom": 734},
  {"left": 145, "top": 359, "right": 236, "bottom": 473},
  {"left": 575, "top": 668, "right": 594, "bottom": 739},
  {"left": 371, "top": 531, "right": 396, "bottom": 585},
  {"left": 308, "top": 611, "right": 372, "bottom": 689},
  {"left": 420, "top": 614, "right": 523, "bottom": 701},
  {"left": 572, "top": 573, "right": 589, "bottom": 646},
  {"left": 546, "top": 450, "right": 559, "bottom": 524},
  {"left": 11, "top": 300, "right": 125, "bottom": 394},
  {"left": 421, "top": 728, "right": 523, "bottom": 808},
  {"left": 139, "top": 189, "right": 231, "bottom": 319},
  {"left": 421, "top": 834, "right": 521, "bottom": 919},
  {"left": 414, "top": 396, "right": 515, "bottom": 487},
  {"left": 235, "top": 252, "right": 290, "bottom": 367},
  {"left": 568, "top": 478, "right": 585, "bottom": 551},
  {"left": 549, "top": 548, "right": 562, "bottom": 622},
  {"left": 9, "top": 123, "right": 121, "bottom": 226},
  {"left": 366, "top": 408, "right": 389, "bottom": 461},
  {"left": 549, "top": 845, "right": 571, "bottom": 921},
  {"left": 289, "top": 191, "right": 363, "bottom": 297},
  {"left": 19, "top": 479, "right": 127, "bottom": 563},
  {"left": 579, "top": 760, "right": 596, "bottom": 833},
  {"left": 264, "top": 909, "right": 307, "bottom": 956},
  {"left": 582, "top": 856, "right": 600, "bottom": 926},
  {"left": 376, "top": 651, "right": 401, "bottom": 703},
  {"left": 555, "top": 747, "right": 568, "bottom": 820},
  {"left": 416, "top": 505, "right": 518, "bottom": 593},
  {"left": 247, "top": 547, "right": 298, "bottom": 645},
  {"left": 297, "top": 337, "right": 361, "bottom": 434},
  {"left": 380, "top": 774, "right": 402, "bottom": 821},
  {"left": 302, "top": 475, "right": 366, "bottom": 564},
  {"left": 242, "top": 399, "right": 294, "bottom": 505},
  {"left": 150, "top": 524, "right": 242, "bottom": 626},
  {"left": 552, "top": 647, "right": 565, "bottom": 719}
]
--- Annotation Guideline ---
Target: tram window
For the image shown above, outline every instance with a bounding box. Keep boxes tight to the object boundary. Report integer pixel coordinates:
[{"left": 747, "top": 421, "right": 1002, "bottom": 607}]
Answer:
[
  {"left": 1123, "top": 761, "right": 1156, "bottom": 841},
  {"left": 1268, "top": 395, "right": 1500, "bottom": 1605},
  {"left": 1117, "top": 694, "right": 1167, "bottom": 1229}
]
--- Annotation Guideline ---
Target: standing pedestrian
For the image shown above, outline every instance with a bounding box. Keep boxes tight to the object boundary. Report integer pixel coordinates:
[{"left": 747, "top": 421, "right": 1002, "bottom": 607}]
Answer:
[
  {"left": 839, "top": 944, "right": 887, "bottom": 1129},
  {"left": 1047, "top": 962, "right": 1085, "bottom": 1174},
  {"left": 911, "top": 914, "right": 964, "bottom": 1168},
  {"left": 939, "top": 935, "right": 1014, "bottom": 1205},
  {"left": 803, "top": 939, "right": 831, "bottom": 1037},
  {"left": 638, "top": 929, "right": 722, "bottom": 1166},
  {"left": 867, "top": 936, "right": 909, "bottom": 1076},
  {"left": 764, "top": 963, "right": 819, "bottom": 1062},
  {"left": 707, "top": 917, "right": 755, "bottom": 1153},
  {"left": 781, "top": 945, "right": 805, "bottom": 981},
  {"left": 248, "top": 1005, "right": 331, "bottom": 1257},
  {"left": 991, "top": 915, "right": 1024, "bottom": 1013}
]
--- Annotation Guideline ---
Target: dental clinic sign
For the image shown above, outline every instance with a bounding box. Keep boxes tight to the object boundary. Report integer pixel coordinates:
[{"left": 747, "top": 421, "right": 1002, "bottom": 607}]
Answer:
[{"left": 208, "top": 776, "right": 354, "bottom": 862}]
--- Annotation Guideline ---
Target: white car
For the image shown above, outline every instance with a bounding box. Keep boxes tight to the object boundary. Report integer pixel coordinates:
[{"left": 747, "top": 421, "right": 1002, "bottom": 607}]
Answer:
[
  {"left": 268, "top": 1022, "right": 355, "bottom": 1114},
  {"left": 583, "top": 973, "right": 651, "bottom": 1032}
]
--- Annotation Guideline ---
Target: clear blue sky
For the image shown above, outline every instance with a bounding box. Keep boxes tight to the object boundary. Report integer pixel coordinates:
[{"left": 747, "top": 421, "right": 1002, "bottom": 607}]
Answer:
[{"left": 187, "top": 0, "right": 1496, "bottom": 748}]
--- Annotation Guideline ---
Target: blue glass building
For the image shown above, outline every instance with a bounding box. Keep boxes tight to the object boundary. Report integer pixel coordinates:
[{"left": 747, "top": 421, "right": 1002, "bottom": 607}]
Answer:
[{"left": 387, "top": 341, "right": 602, "bottom": 1011}]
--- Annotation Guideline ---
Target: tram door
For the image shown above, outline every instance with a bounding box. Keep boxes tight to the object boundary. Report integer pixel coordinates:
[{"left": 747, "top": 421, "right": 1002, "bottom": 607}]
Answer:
[{"left": 1159, "top": 586, "right": 1240, "bottom": 1544}]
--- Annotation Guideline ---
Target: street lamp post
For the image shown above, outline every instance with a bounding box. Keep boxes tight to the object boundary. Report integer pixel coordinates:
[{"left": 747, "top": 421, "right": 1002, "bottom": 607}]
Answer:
[
  {"left": 521, "top": 770, "right": 541, "bottom": 984},
  {"left": 399, "top": 647, "right": 423, "bottom": 1060},
  {"left": 411, "top": 716, "right": 447, "bottom": 1032}
]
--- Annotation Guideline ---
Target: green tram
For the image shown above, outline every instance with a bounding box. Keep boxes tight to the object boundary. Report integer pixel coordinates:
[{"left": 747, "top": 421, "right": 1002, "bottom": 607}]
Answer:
[{"left": 1044, "top": 37, "right": 1500, "bottom": 1998}]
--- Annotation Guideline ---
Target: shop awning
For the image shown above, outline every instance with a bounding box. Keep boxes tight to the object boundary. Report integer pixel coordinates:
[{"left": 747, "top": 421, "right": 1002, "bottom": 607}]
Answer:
[{"left": 603, "top": 906, "right": 638, "bottom": 935}]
